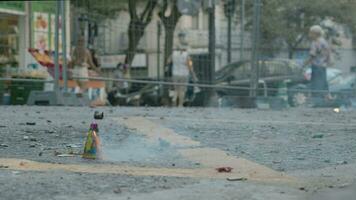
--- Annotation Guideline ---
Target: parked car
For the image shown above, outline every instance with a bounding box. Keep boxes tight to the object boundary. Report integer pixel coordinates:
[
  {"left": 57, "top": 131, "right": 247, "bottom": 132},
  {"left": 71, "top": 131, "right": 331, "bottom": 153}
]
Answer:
[
  {"left": 107, "top": 78, "right": 162, "bottom": 106},
  {"left": 211, "top": 59, "right": 305, "bottom": 107},
  {"left": 288, "top": 72, "right": 356, "bottom": 107}
]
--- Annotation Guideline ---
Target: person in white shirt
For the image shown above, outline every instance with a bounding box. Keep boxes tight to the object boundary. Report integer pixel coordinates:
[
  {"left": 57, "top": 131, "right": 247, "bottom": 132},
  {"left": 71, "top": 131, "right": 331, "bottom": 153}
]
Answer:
[{"left": 171, "top": 41, "right": 197, "bottom": 107}]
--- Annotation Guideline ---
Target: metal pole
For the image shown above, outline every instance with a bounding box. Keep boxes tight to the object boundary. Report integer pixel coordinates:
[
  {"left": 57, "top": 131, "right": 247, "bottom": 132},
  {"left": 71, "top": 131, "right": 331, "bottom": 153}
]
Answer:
[
  {"left": 208, "top": 4, "right": 216, "bottom": 84},
  {"left": 54, "top": 0, "right": 60, "bottom": 93},
  {"left": 250, "top": 0, "right": 261, "bottom": 97},
  {"left": 61, "top": 0, "right": 68, "bottom": 93},
  {"left": 227, "top": 15, "right": 232, "bottom": 63},
  {"left": 240, "top": 0, "right": 245, "bottom": 60},
  {"left": 157, "top": 21, "right": 161, "bottom": 81}
]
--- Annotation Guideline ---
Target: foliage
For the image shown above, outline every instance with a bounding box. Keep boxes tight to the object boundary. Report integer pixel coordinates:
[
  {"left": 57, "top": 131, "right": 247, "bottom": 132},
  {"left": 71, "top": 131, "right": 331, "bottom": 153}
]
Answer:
[{"left": 232, "top": 0, "right": 356, "bottom": 57}]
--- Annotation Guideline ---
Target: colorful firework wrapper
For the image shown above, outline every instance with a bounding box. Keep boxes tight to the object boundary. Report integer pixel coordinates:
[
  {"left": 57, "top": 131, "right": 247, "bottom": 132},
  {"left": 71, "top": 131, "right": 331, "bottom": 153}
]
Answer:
[{"left": 82, "top": 123, "right": 101, "bottom": 159}]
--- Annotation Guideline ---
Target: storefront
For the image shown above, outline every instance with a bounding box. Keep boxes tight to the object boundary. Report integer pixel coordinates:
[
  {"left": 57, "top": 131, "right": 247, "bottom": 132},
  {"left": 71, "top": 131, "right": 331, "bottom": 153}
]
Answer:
[
  {"left": 0, "top": 2, "right": 26, "bottom": 75},
  {"left": 0, "top": 1, "right": 71, "bottom": 105}
]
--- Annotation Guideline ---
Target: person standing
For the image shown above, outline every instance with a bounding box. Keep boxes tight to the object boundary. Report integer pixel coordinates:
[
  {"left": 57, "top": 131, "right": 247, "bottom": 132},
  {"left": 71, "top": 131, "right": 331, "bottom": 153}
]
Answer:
[
  {"left": 171, "top": 42, "right": 197, "bottom": 107},
  {"left": 304, "top": 25, "right": 332, "bottom": 105},
  {"left": 70, "top": 36, "right": 99, "bottom": 93}
]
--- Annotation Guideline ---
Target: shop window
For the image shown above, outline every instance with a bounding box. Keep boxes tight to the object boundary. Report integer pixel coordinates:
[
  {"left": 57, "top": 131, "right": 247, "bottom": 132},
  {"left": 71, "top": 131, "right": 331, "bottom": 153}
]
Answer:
[{"left": 0, "top": 13, "right": 20, "bottom": 71}]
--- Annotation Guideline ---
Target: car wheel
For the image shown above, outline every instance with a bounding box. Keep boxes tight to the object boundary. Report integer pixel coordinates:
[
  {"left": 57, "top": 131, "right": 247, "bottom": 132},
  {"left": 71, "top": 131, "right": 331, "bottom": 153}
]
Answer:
[{"left": 288, "top": 88, "right": 309, "bottom": 107}]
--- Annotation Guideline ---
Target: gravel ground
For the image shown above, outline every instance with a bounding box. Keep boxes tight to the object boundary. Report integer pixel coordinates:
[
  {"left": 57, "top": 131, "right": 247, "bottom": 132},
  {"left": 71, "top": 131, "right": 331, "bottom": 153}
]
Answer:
[
  {"left": 0, "top": 106, "right": 356, "bottom": 200},
  {"left": 156, "top": 110, "right": 356, "bottom": 171}
]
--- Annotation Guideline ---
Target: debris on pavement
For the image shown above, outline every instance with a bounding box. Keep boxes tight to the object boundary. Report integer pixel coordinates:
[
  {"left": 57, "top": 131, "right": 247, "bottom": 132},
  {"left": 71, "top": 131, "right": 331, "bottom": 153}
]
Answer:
[
  {"left": 113, "top": 188, "right": 122, "bottom": 194},
  {"left": 0, "top": 144, "right": 9, "bottom": 148},
  {"left": 94, "top": 111, "right": 104, "bottom": 120},
  {"left": 227, "top": 177, "right": 248, "bottom": 181},
  {"left": 312, "top": 134, "right": 324, "bottom": 139},
  {"left": 216, "top": 167, "right": 233, "bottom": 173},
  {"left": 57, "top": 154, "right": 76, "bottom": 157},
  {"left": 336, "top": 161, "right": 348, "bottom": 165}
]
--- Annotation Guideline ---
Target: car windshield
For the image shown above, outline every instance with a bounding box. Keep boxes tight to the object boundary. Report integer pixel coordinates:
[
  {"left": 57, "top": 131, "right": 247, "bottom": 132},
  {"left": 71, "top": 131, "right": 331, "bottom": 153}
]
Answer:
[{"left": 329, "top": 74, "right": 355, "bottom": 86}]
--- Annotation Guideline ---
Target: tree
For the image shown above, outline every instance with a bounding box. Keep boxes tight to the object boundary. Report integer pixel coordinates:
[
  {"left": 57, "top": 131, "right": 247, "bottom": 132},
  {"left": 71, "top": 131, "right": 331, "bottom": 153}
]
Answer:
[
  {"left": 158, "top": 0, "right": 182, "bottom": 77},
  {"left": 254, "top": 0, "right": 356, "bottom": 58},
  {"left": 126, "top": 0, "right": 158, "bottom": 66}
]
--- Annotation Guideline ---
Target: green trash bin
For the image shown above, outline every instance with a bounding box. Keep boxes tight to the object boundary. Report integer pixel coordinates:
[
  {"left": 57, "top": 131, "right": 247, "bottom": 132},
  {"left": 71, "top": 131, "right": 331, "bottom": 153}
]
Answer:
[{"left": 10, "top": 78, "right": 44, "bottom": 105}]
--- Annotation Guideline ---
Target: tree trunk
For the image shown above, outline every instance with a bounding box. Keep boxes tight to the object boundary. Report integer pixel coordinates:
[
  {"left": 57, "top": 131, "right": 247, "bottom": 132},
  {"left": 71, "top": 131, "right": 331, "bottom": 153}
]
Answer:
[
  {"left": 159, "top": 0, "right": 182, "bottom": 78},
  {"left": 163, "top": 24, "right": 176, "bottom": 77},
  {"left": 126, "top": 21, "right": 145, "bottom": 65},
  {"left": 288, "top": 48, "right": 294, "bottom": 59},
  {"left": 125, "top": 0, "right": 158, "bottom": 66}
]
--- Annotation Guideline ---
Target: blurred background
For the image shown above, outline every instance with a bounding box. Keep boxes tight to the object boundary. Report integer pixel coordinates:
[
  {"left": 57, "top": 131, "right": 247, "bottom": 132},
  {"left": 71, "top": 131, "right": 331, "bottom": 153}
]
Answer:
[{"left": 0, "top": 0, "right": 355, "bottom": 108}]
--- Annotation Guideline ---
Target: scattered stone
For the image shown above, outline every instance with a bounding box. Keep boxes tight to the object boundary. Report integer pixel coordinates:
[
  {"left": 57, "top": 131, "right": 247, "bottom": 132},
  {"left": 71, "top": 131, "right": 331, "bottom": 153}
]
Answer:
[
  {"left": 38, "top": 152, "right": 43, "bottom": 156},
  {"left": 0, "top": 144, "right": 8, "bottom": 148},
  {"left": 171, "top": 163, "right": 176, "bottom": 167},
  {"left": 337, "top": 161, "right": 348, "bottom": 165},
  {"left": 299, "top": 187, "right": 306, "bottom": 191},
  {"left": 312, "top": 134, "right": 324, "bottom": 139},
  {"left": 57, "top": 154, "right": 75, "bottom": 157},
  {"left": 26, "top": 122, "right": 36, "bottom": 126},
  {"left": 0, "top": 165, "right": 9, "bottom": 168},
  {"left": 216, "top": 167, "right": 233, "bottom": 173},
  {"left": 30, "top": 137, "right": 37, "bottom": 142},
  {"left": 113, "top": 188, "right": 122, "bottom": 194},
  {"left": 29, "top": 144, "right": 36, "bottom": 148},
  {"left": 66, "top": 144, "right": 80, "bottom": 148},
  {"left": 227, "top": 177, "right": 247, "bottom": 181},
  {"left": 47, "top": 120, "right": 52, "bottom": 123},
  {"left": 45, "top": 130, "right": 55, "bottom": 134}
]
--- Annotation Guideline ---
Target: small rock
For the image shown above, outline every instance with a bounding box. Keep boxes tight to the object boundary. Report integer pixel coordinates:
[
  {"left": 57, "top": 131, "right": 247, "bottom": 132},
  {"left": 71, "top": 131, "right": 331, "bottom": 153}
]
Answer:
[
  {"left": 337, "top": 161, "right": 348, "bottom": 165},
  {"left": 46, "top": 120, "right": 52, "bottom": 123},
  {"left": 312, "top": 134, "right": 324, "bottom": 139},
  {"left": 299, "top": 187, "right": 306, "bottom": 191},
  {"left": 113, "top": 188, "right": 122, "bottom": 194},
  {"left": 171, "top": 163, "right": 176, "bottom": 167},
  {"left": 30, "top": 137, "right": 37, "bottom": 142},
  {"left": 29, "top": 144, "right": 36, "bottom": 148},
  {"left": 38, "top": 152, "right": 43, "bottom": 156},
  {"left": 227, "top": 177, "right": 248, "bottom": 181},
  {"left": 0, "top": 125, "right": 7, "bottom": 128},
  {"left": 0, "top": 165, "right": 9, "bottom": 168},
  {"left": 26, "top": 122, "right": 36, "bottom": 126},
  {"left": 23, "top": 136, "right": 29, "bottom": 140},
  {"left": 0, "top": 144, "right": 8, "bottom": 148},
  {"left": 45, "top": 130, "right": 55, "bottom": 134}
]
